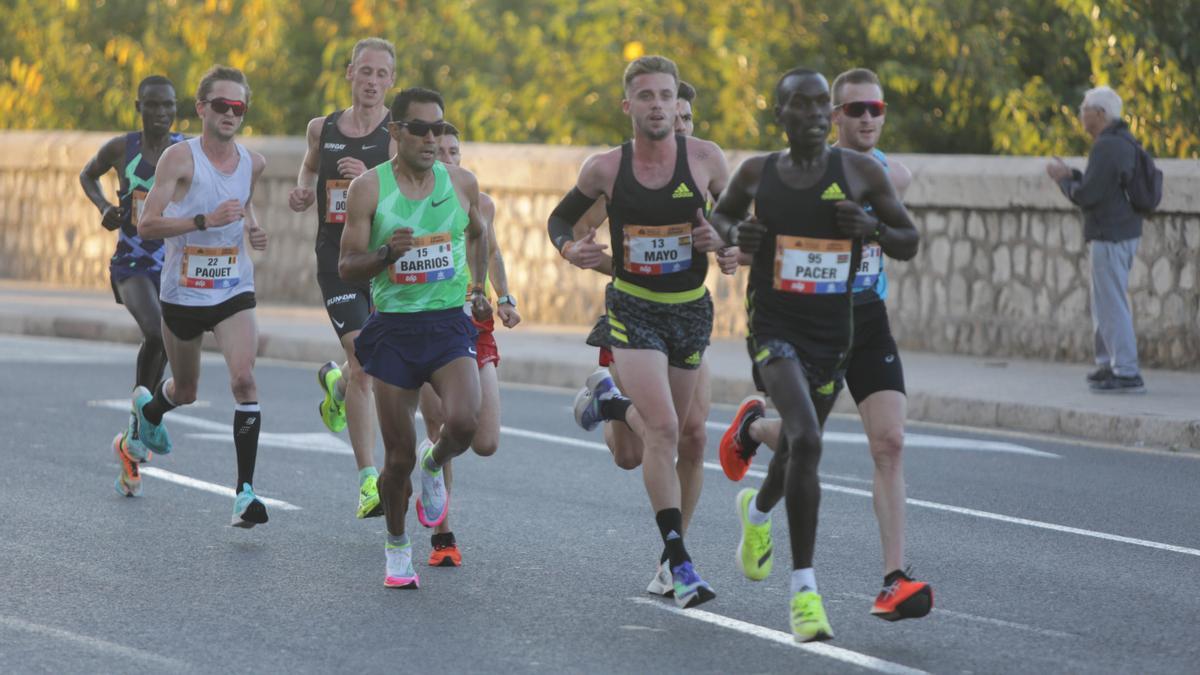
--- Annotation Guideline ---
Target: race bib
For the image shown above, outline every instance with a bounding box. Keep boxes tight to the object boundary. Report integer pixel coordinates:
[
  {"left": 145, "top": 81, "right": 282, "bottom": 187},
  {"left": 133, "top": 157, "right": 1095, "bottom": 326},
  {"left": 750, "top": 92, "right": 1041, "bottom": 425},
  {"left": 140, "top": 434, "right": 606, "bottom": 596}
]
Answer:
[
  {"left": 623, "top": 223, "right": 692, "bottom": 275},
  {"left": 325, "top": 179, "right": 350, "bottom": 223},
  {"left": 130, "top": 188, "right": 148, "bottom": 226},
  {"left": 390, "top": 233, "right": 455, "bottom": 284},
  {"left": 773, "top": 236, "right": 853, "bottom": 294},
  {"left": 852, "top": 243, "right": 882, "bottom": 291},
  {"left": 181, "top": 245, "right": 239, "bottom": 289}
]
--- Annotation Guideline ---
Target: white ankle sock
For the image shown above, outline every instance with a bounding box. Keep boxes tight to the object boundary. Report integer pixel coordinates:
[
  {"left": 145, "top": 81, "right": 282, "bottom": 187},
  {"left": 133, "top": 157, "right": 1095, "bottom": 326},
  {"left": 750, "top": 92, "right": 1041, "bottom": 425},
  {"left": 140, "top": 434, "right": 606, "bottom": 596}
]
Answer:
[
  {"left": 747, "top": 497, "right": 771, "bottom": 526},
  {"left": 791, "top": 568, "right": 817, "bottom": 594}
]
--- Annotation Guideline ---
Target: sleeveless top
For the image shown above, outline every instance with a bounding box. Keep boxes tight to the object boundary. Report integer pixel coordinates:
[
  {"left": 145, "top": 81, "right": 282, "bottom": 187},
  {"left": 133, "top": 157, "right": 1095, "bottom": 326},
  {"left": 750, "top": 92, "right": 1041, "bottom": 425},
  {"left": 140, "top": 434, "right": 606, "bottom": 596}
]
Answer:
[
  {"left": 369, "top": 161, "right": 470, "bottom": 313},
  {"left": 160, "top": 138, "right": 255, "bottom": 306},
  {"left": 606, "top": 134, "right": 709, "bottom": 299},
  {"left": 315, "top": 109, "right": 392, "bottom": 253},
  {"left": 852, "top": 147, "right": 891, "bottom": 305},
  {"left": 111, "top": 131, "right": 184, "bottom": 278}
]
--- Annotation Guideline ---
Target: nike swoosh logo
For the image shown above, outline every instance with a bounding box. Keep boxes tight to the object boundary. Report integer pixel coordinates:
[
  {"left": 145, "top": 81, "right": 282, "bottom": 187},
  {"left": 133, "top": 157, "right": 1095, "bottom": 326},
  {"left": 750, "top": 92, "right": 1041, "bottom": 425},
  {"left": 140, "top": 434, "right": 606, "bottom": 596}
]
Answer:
[
  {"left": 468, "top": 348, "right": 477, "bottom": 355},
  {"left": 332, "top": 318, "right": 345, "bottom": 329},
  {"left": 431, "top": 197, "right": 450, "bottom": 208},
  {"left": 362, "top": 145, "right": 376, "bottom": 150}
]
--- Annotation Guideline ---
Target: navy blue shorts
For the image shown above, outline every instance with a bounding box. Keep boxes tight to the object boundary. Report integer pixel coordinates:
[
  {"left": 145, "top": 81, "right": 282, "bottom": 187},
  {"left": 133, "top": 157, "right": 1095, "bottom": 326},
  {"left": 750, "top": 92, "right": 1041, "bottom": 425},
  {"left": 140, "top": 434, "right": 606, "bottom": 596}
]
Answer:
[{"left": 354, "top": 307, "right": 479, "bottom": 390}]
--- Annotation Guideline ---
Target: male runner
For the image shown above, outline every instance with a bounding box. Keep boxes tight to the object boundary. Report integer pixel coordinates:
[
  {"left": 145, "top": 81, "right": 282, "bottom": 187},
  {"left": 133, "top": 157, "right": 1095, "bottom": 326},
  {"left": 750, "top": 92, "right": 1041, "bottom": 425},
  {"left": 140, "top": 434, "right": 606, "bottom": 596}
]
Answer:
[
  {"left": 710, "top": 68, "right": 917, "bottom": 641},
  {"left": 134, "top": 65, "right": 270, "bottom": 528},
  {"left": 339, "top": 87, "right": 489, "bottom": 588},
  {"left": 718, "top": 68, "right": 932, "bottom": 621},
  {"left": 548, "top": 56, "right": 728, "bottom": 608},
  {"left": 79, "top": 75, "right": 184, "bottom": 497},
  {"left": 289, "top": 37, "right": 396, "bottom": 519},
  {"left": 418, "top": 123, "right": 521, "bottom": 567},
  {"left": 576, "top": 79, "right": 711, "bottom": 597}
]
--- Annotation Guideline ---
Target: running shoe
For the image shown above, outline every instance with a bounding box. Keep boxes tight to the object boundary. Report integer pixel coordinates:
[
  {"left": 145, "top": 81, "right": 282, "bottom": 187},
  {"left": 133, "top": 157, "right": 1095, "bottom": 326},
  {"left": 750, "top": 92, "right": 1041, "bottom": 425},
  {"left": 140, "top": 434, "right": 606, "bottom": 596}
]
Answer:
[
  {"left": 112, "top": 431, "right": 142, "bottom": 498},
  {"left": 129, "top": 385, "right": 171, "bottom": 456},
  {"left": 231, "top": 482, "right": 269, "bottom": 528},
  {"left": 428, "top": 532, "right": 462, "bottom": 567},
  {"left": 719, "top": 395, "right": 765, "bottom": 481},
  {"left": 646, "top": 560, "right": 674, "bottom": 597},
  {"left": 384, "top": 540, "right": 419, "bottom": 588},
  {"left": 671, "top": 561, "right": 716, "bottom": 609},
  {"left": 317, "top": 361, "right": 347, "bottom": 433},
  {"left": 1089, "top": 373, "right": 1146, "bottom": 394},
  {"left": 572, "top": 367, "right": 624, "bottom": 432},
  {"left": 791, "top": 589, "right": 834, "bottom": 642},
  {"left": 415, "top": 440, "right": 449, "bottom": 528},
  {"left": 871, "top": 568, "right": 933, "bottom": 621},
  {"left": 1086, "top": 365, "right": 1113, "bottom": 384},
  {"left": 356, "top": 473, "right": 383, "bottom": 519},
  {"left": 735, "top": 488, "right": 773, "bottom": 581}
]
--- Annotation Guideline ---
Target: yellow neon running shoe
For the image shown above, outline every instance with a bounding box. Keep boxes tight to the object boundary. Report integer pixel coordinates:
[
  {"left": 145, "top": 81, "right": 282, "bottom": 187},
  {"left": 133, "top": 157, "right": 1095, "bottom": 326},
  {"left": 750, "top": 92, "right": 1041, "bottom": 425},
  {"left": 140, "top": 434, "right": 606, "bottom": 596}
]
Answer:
[
  {"left": 735, "top": 488, "right": 773, "bottom": 581},
  {"left": 317, "top": 361, "right": 346, "bottom": 433},
  {"left": 356, "top": 473, "right": 383, "bottom": 519},
  {"left": 791, "top": 590, "right": 834, "bottom": 642}
]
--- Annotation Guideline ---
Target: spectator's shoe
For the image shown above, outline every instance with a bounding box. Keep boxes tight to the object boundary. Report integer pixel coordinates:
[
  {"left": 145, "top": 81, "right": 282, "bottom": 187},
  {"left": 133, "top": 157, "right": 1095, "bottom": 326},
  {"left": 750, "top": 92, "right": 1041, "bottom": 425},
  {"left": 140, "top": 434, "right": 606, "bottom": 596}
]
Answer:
[
  {"left": 870, "top": 568, "right": 933, "bottom": 621},
  {"left": 1086, "top": 365, "right": 1113, "bottom": 384},
  {"left": 791, "top": 589, "right": 834, "bottom": 642},
  {"left": 1089, "top": 373, "right": 1146, "bottom": 394}
]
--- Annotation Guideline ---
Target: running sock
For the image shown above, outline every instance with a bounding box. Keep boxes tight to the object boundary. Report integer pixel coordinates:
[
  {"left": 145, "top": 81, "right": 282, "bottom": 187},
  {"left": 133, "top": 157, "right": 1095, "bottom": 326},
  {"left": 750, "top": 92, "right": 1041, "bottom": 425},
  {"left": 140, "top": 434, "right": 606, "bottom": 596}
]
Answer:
[
  {"left": 142, "top": 378, "right": 178, "bottom": 425},
  {"left": 422, "top": 449, "right": 440, "bottom": 473},
  {"left": 358, "top": 466, "right": 379, "bottom": 485},
  {"left": 387, "top": 533, "right": 410, "bottom": 547},
  {"left": 737, "top": 412, "right": 763, "bottom": 456},
  {"left": 600, "top": 396, "right": 632, "bottom": 423},
  {"left": 746, "top": 498, "right": 771, "bottom": 526},
  {"left": 791, "top": 568, "right": 817, "bottom": 594},
  {"left": 660, "top": 547, "right": 670, "bottom": 564},
  {"left": 655, "top": 508, "right": 690, "bottom": 569},
  {"left": 233, "top": 403, "right": 261, "bottom": 490},
  {"left": 884, "top": 569, "right": 908, "bottom": 586}
]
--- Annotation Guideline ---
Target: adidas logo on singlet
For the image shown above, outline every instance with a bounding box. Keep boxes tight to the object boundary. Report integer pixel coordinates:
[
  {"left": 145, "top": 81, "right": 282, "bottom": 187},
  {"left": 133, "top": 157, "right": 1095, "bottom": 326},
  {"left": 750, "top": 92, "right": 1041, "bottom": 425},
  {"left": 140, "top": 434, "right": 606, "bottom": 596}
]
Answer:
[
  {"left": 821, "top": 183, "right": 847, "bottom": 201},
  {"left": 671, "top": 183, "right": 694, "bottom": 199}
]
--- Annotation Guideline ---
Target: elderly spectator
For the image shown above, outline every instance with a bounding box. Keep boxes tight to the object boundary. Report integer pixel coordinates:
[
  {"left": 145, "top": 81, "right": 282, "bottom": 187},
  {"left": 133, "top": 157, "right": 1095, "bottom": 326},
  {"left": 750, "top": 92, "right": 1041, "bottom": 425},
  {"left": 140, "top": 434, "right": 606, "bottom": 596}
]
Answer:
[{"left": 1046, "top": 86, "right": 1145, "bottom": 393}]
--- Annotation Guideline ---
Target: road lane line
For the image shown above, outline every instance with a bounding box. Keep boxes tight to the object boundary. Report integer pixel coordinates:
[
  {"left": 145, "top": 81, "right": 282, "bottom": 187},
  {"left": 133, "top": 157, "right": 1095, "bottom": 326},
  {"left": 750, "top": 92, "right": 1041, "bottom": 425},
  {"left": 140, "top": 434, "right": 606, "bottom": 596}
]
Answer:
[
  {"left": 702, "top": 421, "right": 1060, "bottom": 458},
  {"left": 0, "top": 615, "right": 188, "bottom": 671},
  {"left": 139, "top": 467, "right": 301, "bottom": 511},
  {"left": 630, "top": 598, "right": 928, "bottom": 675},
  {"left": 833, "top": 592, "right": 1075, "bottom": 639}
]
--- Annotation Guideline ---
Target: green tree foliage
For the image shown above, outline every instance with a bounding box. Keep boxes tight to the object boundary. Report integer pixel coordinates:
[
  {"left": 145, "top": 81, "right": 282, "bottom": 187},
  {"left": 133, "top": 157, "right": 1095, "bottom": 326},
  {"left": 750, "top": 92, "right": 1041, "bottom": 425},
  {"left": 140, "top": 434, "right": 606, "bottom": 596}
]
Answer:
[{"left": 0, "top": 0, "right": 1195, "bottom": 157}]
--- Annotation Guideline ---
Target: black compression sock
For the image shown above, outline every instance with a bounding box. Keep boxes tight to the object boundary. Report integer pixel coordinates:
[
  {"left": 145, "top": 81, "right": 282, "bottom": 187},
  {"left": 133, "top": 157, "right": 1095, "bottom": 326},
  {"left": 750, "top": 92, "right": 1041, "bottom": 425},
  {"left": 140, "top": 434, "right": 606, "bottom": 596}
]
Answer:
[
  {"left": 660, "top": 547, "right": 670, "bottom": 564},
  {"left": 234, "top": 403, "right": 261, "bottom": 490},
  {"left": 600, "top": 396, "right": 632, "bottom": 423},
  {"left": 655, "top": 508, "right": 690, "bottom": 569},
  {"left": 737, "top": 408, "right": 763, "bottom": 456},
  {"left": 142, "top": 379, "right": 177, "bottom": 425}
]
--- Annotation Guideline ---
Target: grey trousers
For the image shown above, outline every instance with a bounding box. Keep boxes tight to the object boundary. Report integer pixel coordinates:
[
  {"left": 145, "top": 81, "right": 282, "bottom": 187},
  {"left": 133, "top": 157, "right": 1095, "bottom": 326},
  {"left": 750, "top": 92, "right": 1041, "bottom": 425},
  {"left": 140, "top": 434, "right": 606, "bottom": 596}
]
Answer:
[{"left": 1089, "top": 238, "right": 1140, "bottom": 376}]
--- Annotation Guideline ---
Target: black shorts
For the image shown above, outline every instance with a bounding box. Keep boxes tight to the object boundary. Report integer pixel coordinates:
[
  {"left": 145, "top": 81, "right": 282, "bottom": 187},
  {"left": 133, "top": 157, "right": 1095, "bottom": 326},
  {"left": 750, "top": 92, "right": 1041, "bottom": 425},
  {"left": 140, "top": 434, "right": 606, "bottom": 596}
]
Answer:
[
  {"left": 316, "top": 240, "right": 372, "bottom": 338},
  {"left": 748, "top": 334, "right": 846, "bottom": 406},
  {"left": 161, "top": 292, "right": 257, "bottom": 341},
  {"left": 845, "top": 300, "right": 906, "bottom": 404},
  {"left": 596, "top": 282, "right": 712, "bottom": 370},
  {"left": 354, "top": 307, "right": 478, "bottom": 390}
]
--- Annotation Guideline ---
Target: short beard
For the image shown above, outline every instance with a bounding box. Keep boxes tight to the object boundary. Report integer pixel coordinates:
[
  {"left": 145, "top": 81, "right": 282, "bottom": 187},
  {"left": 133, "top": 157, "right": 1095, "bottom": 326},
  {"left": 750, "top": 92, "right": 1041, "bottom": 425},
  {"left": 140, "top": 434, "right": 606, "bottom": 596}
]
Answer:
[{"left": 639, "top": 121, "right": 672, "bottom": 141}]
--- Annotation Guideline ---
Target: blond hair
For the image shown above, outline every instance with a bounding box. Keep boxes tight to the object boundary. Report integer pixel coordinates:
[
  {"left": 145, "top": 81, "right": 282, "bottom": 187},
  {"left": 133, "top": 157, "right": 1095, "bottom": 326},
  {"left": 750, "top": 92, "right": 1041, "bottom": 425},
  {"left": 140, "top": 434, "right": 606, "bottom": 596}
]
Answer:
[{"left": 623, "top": 55, "right": 679, "bottom": 92}]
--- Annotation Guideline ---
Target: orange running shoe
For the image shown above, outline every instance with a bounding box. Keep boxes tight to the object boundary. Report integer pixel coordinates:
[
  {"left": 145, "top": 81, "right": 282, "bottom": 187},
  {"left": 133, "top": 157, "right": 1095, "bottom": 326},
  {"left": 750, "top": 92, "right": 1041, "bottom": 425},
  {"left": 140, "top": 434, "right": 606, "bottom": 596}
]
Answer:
[
  {"left": 112, "top": 431, "right": 143, "bottom": 497},
  {"left": 428, "top": 532, "right": 462, "bottom": 567},
  {"left": 871, "top": 568, "right": 933, "bottom": 621},
  {"left": 719, "top": 395, "right": 766, "bottom": 481}
]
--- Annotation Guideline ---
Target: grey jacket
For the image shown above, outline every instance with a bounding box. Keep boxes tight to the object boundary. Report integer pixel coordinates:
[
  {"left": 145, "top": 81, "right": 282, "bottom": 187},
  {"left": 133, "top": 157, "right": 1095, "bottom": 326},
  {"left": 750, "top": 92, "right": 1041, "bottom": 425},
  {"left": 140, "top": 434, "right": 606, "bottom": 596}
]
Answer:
[{"left": 1057, "top": 121, "right": 1143, "bottom": 242}]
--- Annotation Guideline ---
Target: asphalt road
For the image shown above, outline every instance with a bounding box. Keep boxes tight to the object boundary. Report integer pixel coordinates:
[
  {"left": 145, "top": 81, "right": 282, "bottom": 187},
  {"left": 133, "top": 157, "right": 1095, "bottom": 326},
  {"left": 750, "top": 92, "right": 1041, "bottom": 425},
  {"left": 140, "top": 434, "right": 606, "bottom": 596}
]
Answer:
[{"left": 1, "top": 335, "right": 1198, "bottom": 674}]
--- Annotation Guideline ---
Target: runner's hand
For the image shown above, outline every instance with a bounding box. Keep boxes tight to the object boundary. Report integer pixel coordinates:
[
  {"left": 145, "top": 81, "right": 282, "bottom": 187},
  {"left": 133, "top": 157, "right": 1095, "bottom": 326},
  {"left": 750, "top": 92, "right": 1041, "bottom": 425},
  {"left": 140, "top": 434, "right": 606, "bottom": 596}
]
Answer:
[
  {"left": 207, "top": 199, "right": 245, "bottom": 227},
  {"left": 562, "top": 228, "right": 608, "bottom": 269},
  {"left": 247, "top": 222, "right": 268, "bottom": 251},
  {"left": 717, "top": 246, "right": 741, "bottom": 275},
  {"left": 386, "top": 227, "right": 415, "bottom": 258},
  {"left": 337, "top": 157, "right": 369, "bottom": 179},
  {"left": 735, "top": 216, "right": 766, "bottom": 254},
  {"left": 497, "top": 303, "right": 521, "bottom": 328},
  {"left": 101, "top": 204, "right": 123, "bottom": 231},
  {"left": 470, "top": 291, "right": 493, "bottom": 321},
  {"left": 835, "top": 200, "right": 875, "bottom": 238},
  {"left": 288, "top": 186, "right": 315, "bottom": 212},
  {"left": 691, "top": 209, "right": 722, "bottom": 253}
]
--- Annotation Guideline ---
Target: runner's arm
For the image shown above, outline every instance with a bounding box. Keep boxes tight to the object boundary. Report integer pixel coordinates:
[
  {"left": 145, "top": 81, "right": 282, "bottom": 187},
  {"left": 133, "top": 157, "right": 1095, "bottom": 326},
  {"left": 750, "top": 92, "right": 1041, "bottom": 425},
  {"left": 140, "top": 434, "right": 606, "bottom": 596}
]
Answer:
[
  {"left": 138, "top": 143, "right": 207, "bottom": 240},
  {"left": 246, "top": 152, "right": 268, "bottom": 251},
  {"left": 855, "top": 155, "right": 919, "bottom": 261},
  {"left": 79, "top": 135, "right": 125, "bottom": 229},
  {"left": 710, "top": 158, "right": 761, "bottom": 247},
  {"left": 463, "top": 174, "right": 489, "bottom": 293},
  {"left": 548, "top": 153, "right": 613, "bottom": 268},
  {"left": 572, "top": 199, "right": 613, "bottom": 276},
  {"left": 481, "top": 194, "right": 510, "bottom": 297},
  {"left": 288, "top": 117, "right": 322, "bottom": 213},
  {"left": 889, "top": 157, "right": 913, "bottom": 199},
  {"left": 337, "top": 171, "right": 387, "bottom": 282}
]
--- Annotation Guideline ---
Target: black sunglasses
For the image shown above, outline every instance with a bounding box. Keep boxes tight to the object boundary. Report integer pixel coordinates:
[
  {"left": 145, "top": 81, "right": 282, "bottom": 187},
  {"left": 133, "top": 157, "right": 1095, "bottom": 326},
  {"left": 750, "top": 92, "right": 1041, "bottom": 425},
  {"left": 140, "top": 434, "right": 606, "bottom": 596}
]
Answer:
[
  {"left": 835, "top": 100, "right": 886, "bottom": 118},
  {"left": 393, "top": 119, "right": 449, "bottom": 137},
  {"left": 202, "top": 97, "right": 247, "bottom": 117}
]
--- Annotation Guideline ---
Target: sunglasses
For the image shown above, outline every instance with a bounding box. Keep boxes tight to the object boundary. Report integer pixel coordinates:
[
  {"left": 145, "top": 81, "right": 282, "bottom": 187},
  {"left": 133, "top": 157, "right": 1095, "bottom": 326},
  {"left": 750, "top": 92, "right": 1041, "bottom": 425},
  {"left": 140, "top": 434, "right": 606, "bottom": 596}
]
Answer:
[
  {"left": 203, "top": 97, "right": 247, "bottom": 117},
  {"left": 836, "top": 100, "right": 887, "bottom": 118},
  {"left": 393, "top": 119, "right": 449, "bottom": 137}
]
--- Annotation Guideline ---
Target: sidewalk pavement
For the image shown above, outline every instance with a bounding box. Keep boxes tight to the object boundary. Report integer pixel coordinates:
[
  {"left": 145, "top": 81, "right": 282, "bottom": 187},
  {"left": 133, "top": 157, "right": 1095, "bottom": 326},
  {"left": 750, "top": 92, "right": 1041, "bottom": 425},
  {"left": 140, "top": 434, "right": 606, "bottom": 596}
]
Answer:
[{"left": 2, "top": 280, "right": 1197, "bottom": 452}]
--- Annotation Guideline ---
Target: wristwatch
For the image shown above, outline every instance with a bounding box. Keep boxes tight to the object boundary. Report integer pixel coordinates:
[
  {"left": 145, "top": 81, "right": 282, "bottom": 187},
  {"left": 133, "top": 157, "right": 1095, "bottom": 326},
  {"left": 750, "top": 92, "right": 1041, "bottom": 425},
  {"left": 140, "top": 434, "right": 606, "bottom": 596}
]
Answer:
[
  {"left": 497, "top": 294, "right": 517, "bottom": 308},
  {"left": 376, "top": 243, "right": 393, "bottom": 264},
  {"left": 193, "top": 213, "right": 207, "bottom": 231}
]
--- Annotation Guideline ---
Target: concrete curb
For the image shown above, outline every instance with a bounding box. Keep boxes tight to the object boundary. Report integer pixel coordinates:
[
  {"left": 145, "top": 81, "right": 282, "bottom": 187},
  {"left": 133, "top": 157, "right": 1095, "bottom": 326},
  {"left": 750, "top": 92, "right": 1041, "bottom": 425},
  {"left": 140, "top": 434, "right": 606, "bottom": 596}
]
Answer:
[{"left": 2, "top": 312, "right": 1196, "bottom": 452}]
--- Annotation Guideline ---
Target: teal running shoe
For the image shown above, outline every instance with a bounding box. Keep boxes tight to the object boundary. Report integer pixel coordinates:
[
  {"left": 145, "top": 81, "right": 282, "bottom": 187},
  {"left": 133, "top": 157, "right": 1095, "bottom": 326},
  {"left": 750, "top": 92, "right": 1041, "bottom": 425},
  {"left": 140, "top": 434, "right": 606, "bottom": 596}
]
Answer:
[
  {"left": 130, "top": 386, "right": 171, "bottom": 456},
  {"left": 231, "top": 483, "right": 269, "bottom": 528}
]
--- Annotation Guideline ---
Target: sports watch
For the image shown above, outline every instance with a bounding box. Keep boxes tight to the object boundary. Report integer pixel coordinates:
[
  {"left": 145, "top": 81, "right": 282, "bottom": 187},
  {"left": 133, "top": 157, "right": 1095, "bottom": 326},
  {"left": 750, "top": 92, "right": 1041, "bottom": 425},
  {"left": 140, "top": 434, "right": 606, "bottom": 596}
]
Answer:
[
  {"left": 497, "top": 294, "right": 517, "bottom": 308},
  {"left": 193, "top": 213, "right": 207, "bottom": 231}
]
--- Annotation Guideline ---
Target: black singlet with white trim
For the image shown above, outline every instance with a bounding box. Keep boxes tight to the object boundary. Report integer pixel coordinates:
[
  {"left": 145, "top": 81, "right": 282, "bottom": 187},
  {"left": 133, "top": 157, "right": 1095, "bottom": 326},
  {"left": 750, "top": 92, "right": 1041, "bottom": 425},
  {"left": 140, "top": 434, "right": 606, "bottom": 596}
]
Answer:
[
  {"left": 315, "top": 109, "right": 391, "bottom": 253},
  {"left": 606, "top": 134, "right": 709, "bottom": 294}
]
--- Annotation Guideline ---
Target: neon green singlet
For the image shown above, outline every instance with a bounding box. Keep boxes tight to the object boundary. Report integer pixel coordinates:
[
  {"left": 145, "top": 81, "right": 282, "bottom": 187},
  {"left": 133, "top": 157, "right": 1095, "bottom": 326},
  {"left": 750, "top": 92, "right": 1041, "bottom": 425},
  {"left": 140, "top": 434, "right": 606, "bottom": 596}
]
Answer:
[{"left": 370, "top": 161, "right": 470, "bottom": 313}]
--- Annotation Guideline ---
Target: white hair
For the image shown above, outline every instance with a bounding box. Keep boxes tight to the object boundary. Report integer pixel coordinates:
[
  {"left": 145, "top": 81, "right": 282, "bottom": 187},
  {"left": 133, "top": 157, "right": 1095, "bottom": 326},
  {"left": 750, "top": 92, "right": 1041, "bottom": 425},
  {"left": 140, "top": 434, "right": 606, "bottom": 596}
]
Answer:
[{"left": 1082, "top": 86, "right": 1122, "bottom": 121}]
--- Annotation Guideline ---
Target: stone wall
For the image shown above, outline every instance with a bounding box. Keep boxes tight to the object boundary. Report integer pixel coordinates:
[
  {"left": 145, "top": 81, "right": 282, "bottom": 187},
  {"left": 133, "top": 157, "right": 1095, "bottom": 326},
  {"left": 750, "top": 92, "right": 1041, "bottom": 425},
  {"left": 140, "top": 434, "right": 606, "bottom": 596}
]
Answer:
[{"left": 1, "top": 131, "right": 1197, "bottom": 369}]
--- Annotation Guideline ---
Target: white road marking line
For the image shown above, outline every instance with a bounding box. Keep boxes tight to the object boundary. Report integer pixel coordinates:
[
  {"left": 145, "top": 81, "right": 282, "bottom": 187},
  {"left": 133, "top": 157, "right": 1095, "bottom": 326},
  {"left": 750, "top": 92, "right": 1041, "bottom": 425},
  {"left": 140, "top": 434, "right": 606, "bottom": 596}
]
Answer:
[
  {"left": 139, "top": 467, "right": 301, "bottom": 511},
  {"left": 702, "top": 421, "right": 1060, "bottom": 458},
  {"left": 0, "top": 614, "right": 188, "bottom": 671},
  {"left": 630, "top": 598, "right": 928, "bottom": 675},
  {"left": 502, "top": 427, "right": 1200, "bottom": 558},
  {"left": 834, "top": 592, "right": 1075, "bottom": 639},
  {"left": 187, "top": 432, "right": 351, "bottom": 454}
]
